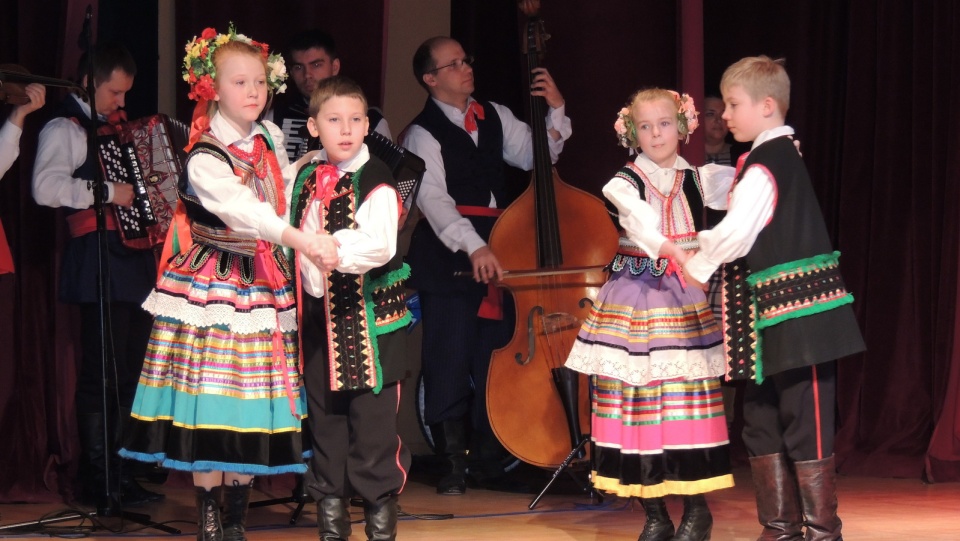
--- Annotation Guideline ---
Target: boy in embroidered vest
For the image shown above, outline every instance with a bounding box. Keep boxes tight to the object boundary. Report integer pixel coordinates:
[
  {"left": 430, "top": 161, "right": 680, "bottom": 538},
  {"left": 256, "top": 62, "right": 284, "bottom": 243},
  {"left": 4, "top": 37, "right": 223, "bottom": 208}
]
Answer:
[
  {"left": 683, "top": 56, "right": 866, "bottom": 541},
  {"left": 290, "top": 76, "right": 411, "bottom": 541}
]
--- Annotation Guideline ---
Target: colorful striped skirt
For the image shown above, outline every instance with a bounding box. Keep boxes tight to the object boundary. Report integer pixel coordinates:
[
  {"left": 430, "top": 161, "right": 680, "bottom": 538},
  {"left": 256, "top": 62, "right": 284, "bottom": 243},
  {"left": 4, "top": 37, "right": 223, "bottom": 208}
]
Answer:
[
  {"left": 565, "top": 267, "right": 732, "bottom": 496},
  {"left": 119, "top": 242, "right": 308, "bottom": 475}
]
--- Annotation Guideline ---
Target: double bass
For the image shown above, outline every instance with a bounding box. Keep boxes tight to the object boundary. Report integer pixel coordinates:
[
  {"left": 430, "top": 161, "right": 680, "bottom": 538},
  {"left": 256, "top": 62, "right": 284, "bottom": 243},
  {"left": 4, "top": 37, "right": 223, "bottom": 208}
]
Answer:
[{"left": 485, "top": 3, "right": 619, "bottom": 470}]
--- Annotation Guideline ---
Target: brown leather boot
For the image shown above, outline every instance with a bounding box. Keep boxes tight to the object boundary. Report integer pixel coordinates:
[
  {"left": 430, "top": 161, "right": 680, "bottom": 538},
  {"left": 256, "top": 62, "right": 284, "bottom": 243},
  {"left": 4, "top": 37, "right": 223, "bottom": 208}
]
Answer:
[
  {"left": 195, "top": 486, "right": 222, "bottom": 541},
  {"left": 749, "top": 454, "right": 803, "bottom": 540},
  {"left": 794, "top": 456, "right": 842, "bottom": 541},
  {"left": 638, "top": 497, "right": 674, "bottom": 541}
]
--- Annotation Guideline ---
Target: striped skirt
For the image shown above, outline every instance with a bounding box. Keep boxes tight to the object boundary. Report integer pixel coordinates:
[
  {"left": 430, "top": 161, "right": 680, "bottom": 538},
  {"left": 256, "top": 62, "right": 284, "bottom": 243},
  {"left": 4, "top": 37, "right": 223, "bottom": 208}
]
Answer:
[
  {"left": 119, "top": 242, "right": 308, "bottom": 475},
  {"left": 590, "top": 376, "right": 732, "bottom": 497},
  {"left": 566, "top": 267, "right": 732, "bottom": 496}
]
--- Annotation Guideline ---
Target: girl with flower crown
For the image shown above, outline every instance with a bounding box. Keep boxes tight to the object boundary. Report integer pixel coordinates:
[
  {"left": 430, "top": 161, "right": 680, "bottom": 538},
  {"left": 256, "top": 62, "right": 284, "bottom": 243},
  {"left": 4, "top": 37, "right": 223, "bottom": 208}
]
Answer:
[
  {"left": 119, "top": 25, "right": 335, "bottom": 541},
  {"left": 564, "top": 88, "right": 736, "bottom": 541}
]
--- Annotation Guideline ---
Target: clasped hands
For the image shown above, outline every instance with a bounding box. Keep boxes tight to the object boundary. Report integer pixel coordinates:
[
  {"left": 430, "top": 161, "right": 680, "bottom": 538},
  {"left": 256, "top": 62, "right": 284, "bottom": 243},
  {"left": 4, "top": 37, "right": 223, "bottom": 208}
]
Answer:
[{"left": 302, "top": 233, "right": 340, "bottom": 272}]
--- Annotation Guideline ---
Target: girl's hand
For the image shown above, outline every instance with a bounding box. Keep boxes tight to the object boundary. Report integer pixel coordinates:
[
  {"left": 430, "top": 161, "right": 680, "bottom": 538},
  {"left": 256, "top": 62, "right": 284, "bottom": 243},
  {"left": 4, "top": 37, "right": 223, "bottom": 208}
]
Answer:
[{"left": 303, "top": 233, "right": 340, "bottom": 272}]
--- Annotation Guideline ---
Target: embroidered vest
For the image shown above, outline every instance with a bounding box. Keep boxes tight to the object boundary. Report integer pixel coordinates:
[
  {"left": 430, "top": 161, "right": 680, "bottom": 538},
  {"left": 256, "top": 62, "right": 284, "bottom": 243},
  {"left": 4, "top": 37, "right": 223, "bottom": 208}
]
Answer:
[{"left": 290, "top": 155, "right": 410, "bottom": 392}]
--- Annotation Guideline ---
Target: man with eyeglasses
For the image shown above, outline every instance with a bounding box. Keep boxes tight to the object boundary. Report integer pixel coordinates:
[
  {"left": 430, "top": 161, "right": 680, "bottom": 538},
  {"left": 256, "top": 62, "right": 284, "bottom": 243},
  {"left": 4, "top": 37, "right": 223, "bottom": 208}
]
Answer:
[
  {"left": 401, "top": 36, "right": 571, "bottom": 496},
  {"left": 269, "top": 28, "right": 391, "bottom": 160}
]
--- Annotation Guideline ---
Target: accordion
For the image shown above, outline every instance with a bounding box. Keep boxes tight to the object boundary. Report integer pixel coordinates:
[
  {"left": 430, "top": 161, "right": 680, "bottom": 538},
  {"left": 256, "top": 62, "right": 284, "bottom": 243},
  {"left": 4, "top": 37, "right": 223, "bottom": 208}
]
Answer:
[
  {"left": 97, "top": 114, "right": 189, "bottom": 250},
  {"left": 363, "top": 130, "right": 426, "bottom": 207}
]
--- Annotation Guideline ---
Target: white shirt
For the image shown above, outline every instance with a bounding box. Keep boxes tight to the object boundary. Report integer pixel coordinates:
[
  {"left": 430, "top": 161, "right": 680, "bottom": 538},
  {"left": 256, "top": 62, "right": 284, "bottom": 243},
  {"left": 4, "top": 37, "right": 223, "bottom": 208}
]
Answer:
[
  {"left": 685, "top": 125, "right": 794, "bottom": 283},
  {"left": 297, "top": 145, "right": 400, "bottom": 298},
  {"left": 0, "top": 120, "right": 22, "bottom": 178},
  {"left": 603, "top": 153, "right": 734, "bottom": 258},
  {"left": 401, "top": 97, "right": 572, "bottom": 256},
  {"left": 33, "top": 94, "right": 118, "bottom": 208},
  {"left": 184, "top": 112, "right": 296, "bottom": 246}
]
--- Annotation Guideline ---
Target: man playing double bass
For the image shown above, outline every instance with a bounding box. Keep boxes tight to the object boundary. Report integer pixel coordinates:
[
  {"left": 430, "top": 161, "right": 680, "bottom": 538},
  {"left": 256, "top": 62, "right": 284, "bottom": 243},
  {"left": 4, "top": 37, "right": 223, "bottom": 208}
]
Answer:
[{"left": 401, "top": 36, "right": 571, "bottom": 495}]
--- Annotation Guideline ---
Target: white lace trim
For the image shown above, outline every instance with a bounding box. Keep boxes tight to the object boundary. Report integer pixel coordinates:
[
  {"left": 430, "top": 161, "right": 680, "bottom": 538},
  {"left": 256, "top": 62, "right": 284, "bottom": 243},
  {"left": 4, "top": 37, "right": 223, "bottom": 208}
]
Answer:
[
  {"left": 565, "top": 343, "right": 725, "bottom": 386},
  {"left": 143, "top": 290, "right": 298, "bottom": 334}
]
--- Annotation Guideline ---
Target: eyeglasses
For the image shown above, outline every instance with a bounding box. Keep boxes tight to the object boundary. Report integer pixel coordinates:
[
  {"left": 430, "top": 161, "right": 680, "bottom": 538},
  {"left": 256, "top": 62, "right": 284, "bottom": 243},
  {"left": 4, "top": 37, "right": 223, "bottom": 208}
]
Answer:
[{"left": 427, "top": 56, "right": 474, "bottom": 74}]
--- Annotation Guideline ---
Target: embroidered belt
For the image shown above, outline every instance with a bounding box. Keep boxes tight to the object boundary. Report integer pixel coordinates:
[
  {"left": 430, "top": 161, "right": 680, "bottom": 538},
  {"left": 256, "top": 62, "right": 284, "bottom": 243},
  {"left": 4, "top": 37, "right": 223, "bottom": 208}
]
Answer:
[
  {"left": 610, "top": 235, "right": 698, "bottom": 277},
  {"left": 191, "top": 222, "right": 258, "bottom": 256},
  {"left": 66, "top": 208, "right": 119, "bottom": 238},
  {"left": 747, "top": 251, "right": 854, "bottom": 330}
]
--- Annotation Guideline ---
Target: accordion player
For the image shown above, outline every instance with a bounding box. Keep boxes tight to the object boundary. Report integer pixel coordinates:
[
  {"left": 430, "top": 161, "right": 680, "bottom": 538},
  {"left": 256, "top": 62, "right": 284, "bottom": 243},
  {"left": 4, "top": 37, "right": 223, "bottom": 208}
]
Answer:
[{"left": 96, "top": 114, "right": 188, "bottom": 250}]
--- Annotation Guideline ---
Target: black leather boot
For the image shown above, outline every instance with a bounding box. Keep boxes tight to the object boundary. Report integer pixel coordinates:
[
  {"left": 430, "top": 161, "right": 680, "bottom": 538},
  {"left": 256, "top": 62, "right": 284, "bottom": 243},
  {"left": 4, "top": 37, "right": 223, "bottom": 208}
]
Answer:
[
  {"left": 749, "top": 453, "right": 804, "bottom": 541},
  {"left": 317, "top": 496, "right": 352, "bottom": 541},
  {"left": 795, "top": 456, "right": 843, "bottom": 541},
  {"left": 639, "top": 497, "right": 674, "bottom": 541},
  {"left": 670, "top": 495, "right": 712, "bottom": 541},
  {"left": 76, "top": 412, "right": 110, "bottom": 506},
  {"left": 221, "top": 480, "right": 252, "bottom": 541},
  {"left": 195, "top": 486, "right": 223, "bottom": 541},
  {"left": 363, "top": 495, "right": 398, "bottom": 541},
  {"left": 432, "top": 419, "right": 468, "bottom": 495}
]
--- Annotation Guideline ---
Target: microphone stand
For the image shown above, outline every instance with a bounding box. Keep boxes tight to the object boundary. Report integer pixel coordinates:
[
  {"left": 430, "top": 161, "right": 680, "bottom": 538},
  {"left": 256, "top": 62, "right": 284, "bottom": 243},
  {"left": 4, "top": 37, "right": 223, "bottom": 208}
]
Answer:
[{"left": 0, "top": 6, "right": 176, "bottom": 536}]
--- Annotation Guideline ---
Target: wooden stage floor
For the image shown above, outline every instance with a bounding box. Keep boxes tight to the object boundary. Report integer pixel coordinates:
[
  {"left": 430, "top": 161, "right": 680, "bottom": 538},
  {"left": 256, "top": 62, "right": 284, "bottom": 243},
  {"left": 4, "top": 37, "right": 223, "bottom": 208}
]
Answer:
[{"left": 1, "top": 465, "right": 958, "bottom": 540}]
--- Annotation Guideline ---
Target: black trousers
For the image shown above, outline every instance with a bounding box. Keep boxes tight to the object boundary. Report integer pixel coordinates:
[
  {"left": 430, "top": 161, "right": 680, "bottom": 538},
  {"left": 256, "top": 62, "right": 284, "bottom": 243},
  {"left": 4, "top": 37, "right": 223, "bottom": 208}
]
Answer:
[
  {"left": 418, "top": 289, "right": 513, "bottom": 428},
  {"left": 742, "top": 362, "right": 837, "bottom": 461},
  {"left": 301, "top": 295, "right": 410, "bottom": 504},
  {"left": 76, "top": 302, "right": 152, "bottom": 415}
]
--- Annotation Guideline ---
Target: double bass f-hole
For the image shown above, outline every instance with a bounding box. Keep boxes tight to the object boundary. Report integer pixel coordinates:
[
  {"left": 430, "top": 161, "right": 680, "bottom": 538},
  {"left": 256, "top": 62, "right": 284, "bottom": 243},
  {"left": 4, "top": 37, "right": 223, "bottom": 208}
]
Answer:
[{"left": 516, "top": 304, "right": 590, "bottom": 366}]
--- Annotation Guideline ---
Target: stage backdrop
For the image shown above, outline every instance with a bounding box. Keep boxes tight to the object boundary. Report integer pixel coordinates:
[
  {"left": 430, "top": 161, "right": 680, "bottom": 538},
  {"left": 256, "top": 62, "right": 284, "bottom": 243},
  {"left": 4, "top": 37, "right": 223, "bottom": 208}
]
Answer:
[{"left": 1, "top": 0, "right": 959, "bottom": 503}]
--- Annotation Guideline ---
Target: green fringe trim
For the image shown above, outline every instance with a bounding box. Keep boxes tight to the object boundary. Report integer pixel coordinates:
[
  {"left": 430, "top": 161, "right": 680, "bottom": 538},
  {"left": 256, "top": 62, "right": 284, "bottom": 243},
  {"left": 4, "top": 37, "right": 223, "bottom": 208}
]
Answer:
[
  {"left": 289, "top": 163, "right": 317, "bottom": 229},
  {"left": 746, "top": 251, "right": 842, "bottom": 287}
]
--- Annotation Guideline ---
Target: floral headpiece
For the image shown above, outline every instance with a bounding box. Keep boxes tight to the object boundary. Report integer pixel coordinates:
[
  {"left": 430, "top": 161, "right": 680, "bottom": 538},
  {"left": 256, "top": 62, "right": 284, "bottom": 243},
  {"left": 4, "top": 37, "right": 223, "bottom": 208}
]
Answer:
[
  {"left": 669, "top": 91, "right": 699, "bottom": 142},
  {"left": 614, "top": 107, "right": 637, "bottom": 149},
  {"left": 181, "top": 23, "right": 288, "bottom": 102}
]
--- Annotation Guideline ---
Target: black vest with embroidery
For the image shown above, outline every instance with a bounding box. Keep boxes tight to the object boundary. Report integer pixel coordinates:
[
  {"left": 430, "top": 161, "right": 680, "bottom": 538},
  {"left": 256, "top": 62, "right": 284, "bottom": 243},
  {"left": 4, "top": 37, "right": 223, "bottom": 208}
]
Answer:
[
  {"left": 406, "top": 98, "right": 505, "bottom": 293},
  {"left": 607, "top": 164, "right": 705, "bottom": 276},
  {"left": 290, "top": 155, "right": 409, "bottom": 390},
  {"left": 731, "top": 136, "right": 864, "bottom": 377}
]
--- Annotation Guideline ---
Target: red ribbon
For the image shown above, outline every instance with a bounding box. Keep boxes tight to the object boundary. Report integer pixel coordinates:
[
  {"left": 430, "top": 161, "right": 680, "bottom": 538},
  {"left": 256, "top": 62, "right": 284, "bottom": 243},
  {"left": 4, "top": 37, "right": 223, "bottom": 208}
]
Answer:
[
  {"left": 463, "top": 101, "right": 485, "bottom": 133},
  {"left": 314, "top": 163, "right": 341, "bottom": 208},
  {"left": 665, "top": 257, "right": 688, "bottom": 290},
  {"left": 184, "top": 99, "right": 210, "bottom": 153}
]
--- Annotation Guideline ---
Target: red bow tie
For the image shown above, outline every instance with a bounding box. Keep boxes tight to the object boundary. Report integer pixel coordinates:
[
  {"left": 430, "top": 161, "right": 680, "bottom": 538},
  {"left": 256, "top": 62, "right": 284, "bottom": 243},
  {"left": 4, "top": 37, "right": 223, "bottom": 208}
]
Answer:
[
  {"left": 463, "top": 101, "right": 485, "bottom": 134},
  {"left": 314, "top": 163, "right": 341, "bottom": 209}
]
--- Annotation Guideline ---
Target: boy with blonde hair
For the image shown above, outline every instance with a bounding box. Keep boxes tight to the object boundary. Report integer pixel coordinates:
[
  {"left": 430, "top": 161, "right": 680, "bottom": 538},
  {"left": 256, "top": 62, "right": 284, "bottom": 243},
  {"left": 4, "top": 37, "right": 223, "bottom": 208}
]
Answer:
[{"left": 684, "top": 56, "right": 864, "bottom": 541}]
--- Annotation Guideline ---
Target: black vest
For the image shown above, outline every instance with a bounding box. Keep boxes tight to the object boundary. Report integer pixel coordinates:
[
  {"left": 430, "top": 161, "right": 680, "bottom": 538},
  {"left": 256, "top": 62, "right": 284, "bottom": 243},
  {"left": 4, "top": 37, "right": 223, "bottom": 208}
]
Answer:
[
  {"left": 410, "top": 98, "right": 505, "bottom": 206},
  {"left": 740, "top": 136, "right": 865, "bottom": 374},
  {"left": 405, "top": 99, "right": 505, "bottom": 293}
]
